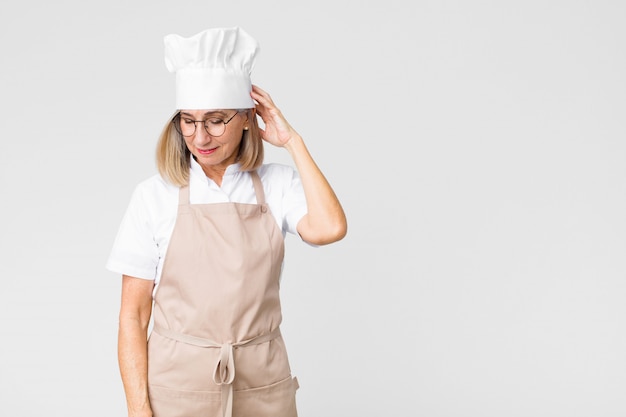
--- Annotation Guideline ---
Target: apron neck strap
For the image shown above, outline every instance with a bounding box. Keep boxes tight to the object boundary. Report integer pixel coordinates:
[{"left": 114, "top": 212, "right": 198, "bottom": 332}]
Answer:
[
  {"left": 250, "top": 170, "right": 266, "bottom": 205},
  {"left": 179, "top": 183, "right": 190, "bottom": 205}
]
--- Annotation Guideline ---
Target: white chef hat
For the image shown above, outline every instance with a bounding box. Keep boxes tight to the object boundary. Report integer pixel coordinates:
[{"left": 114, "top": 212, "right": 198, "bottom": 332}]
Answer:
[{"left": 164, "top": 27, "right": 259, "bottom": 109}]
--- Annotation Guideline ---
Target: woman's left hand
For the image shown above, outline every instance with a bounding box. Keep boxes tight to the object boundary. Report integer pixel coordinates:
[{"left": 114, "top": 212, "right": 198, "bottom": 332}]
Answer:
[
  {"left": 251, "top": 85, "right": 300, "bottom": 148},
  {"left": 252, "top": 85, "right": 347, "bottom": 245}
]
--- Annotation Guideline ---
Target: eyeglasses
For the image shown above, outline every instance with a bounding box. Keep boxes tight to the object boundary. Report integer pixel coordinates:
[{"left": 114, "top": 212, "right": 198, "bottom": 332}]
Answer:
[{"left": 173, "top": 111, "right": 240, "bottom": 137}]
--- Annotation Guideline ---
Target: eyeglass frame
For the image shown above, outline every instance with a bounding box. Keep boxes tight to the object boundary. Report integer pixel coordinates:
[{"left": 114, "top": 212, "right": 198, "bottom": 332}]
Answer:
[{"left": 172, "top": 111, "right": 242, "bottom": 138}]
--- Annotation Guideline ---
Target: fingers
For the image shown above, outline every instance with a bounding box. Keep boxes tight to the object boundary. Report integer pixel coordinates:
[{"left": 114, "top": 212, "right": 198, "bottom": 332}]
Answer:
[
  {"left": 251, "top": 85, "right": 287, "bottom": 133},
  {"left": 251, "top": 84, "right": 268, "bottom": 98},
  {"left": 251, "top": 84, "right": 275, "bottom": 108}
]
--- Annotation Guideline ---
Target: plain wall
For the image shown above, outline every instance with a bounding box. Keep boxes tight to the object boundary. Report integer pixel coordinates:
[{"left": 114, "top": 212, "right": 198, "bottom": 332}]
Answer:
[{"left": 1, "top": 1, "right": 624, "bottom": 416}]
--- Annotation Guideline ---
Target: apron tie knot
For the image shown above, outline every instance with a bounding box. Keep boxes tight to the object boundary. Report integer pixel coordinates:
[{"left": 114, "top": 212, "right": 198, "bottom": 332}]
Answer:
[{"left": 213, "top": 343, "right": 236, "bottom": 385}]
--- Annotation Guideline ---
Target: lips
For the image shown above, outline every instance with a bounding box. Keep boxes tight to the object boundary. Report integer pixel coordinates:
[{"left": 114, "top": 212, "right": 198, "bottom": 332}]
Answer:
[{"left": 197, "top": 147, "right": 217, "bottom": 155}]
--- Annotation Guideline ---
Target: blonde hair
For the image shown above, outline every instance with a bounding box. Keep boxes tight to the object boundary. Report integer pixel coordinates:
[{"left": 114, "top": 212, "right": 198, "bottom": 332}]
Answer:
[{"left": 156, "top": 109, "right": 264, "bottom": 186}]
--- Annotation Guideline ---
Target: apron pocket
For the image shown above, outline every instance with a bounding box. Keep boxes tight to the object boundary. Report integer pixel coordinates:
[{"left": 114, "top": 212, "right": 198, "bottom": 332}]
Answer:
[
  {"left": 232, "top": 375, "right": 299, "bottom": 417},
  {"left": 148, "top": 384, "right": 221, "bottom": 417}
]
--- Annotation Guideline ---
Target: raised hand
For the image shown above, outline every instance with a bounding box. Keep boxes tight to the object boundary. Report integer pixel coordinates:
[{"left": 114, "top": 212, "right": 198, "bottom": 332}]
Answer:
[{"left": 251, "top": 85, "right": 300, "bottom": 148}]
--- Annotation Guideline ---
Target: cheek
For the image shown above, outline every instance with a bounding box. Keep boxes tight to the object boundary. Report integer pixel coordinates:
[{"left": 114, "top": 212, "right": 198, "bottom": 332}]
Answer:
[{"left": 224, "top": 132, "right": 244, "bottom": 148}]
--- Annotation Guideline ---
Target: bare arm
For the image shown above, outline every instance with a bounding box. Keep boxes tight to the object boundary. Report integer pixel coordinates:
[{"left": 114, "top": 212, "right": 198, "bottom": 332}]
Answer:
[
  {"left": 118, "top": 275, "right": 155, "bottom": 417},
  {"left": 285, "top": 136, "right": 347, "bottom": 245},
  {"left": 251, "top": 85, "right": 348, "bottom": 245}
]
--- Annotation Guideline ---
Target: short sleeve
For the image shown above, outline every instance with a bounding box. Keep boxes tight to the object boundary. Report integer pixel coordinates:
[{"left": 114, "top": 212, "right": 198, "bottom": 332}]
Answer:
[
  {"left": 281, "top": 167, "right": 308, "bottom": 237},
  {"left": 106, "top": 184, "right": 159, "bottom": 280}
]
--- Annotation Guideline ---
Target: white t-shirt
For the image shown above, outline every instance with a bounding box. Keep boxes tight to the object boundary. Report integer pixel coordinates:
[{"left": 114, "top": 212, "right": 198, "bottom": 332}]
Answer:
[{"left": 106, "top": 157, "right": 308, "bottom": 284}]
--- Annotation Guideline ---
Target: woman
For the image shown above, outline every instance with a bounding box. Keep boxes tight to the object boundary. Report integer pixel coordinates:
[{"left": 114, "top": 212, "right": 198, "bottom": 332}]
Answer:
[{"left": 107, "top": 27, "right": 347, "bottom": 417}]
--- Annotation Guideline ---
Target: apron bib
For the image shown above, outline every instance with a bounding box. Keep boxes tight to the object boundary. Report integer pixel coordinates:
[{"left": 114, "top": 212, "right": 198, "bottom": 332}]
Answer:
[{"left": 147, "top": 171, "right": 299, "bottom": 417}]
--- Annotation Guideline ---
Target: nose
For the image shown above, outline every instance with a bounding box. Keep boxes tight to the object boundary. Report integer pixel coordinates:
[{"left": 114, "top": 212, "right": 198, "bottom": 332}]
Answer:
[{"left": 192, "top": 122, "right": 212, "bottom": 143}]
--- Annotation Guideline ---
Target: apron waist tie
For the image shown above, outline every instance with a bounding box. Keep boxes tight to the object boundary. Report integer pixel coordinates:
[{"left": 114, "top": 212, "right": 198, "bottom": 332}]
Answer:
[{"left": 152, "top": 326, "right": 282, "bottom": 417}]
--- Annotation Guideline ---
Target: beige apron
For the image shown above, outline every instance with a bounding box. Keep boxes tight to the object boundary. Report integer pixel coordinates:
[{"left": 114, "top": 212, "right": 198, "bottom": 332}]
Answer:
[{"left": 147, "top": 171, "right": 299, "bottom": 417}]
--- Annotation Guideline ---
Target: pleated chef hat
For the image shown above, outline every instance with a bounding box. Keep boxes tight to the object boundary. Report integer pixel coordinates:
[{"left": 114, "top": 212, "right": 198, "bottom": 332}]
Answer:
[{"left": 164, "top": 27, "right": 259, "bottom": 109}]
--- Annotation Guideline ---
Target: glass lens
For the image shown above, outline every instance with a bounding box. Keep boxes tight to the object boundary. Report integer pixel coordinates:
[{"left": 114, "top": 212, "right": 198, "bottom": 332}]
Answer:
[
  {"left": 205, "top": 119, "right": 225, "bottom": 137},
  {"left": 179, "top": 117, "right": 197, "bottom": 137}
]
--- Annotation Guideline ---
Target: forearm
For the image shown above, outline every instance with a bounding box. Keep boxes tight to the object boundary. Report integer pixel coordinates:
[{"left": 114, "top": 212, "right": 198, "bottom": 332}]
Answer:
[
  {"left": 285, "top": 135, "right": 347, "bottom": 245},
  {"left": 118, "top": 318, "right": 152, "bottom": 417}
]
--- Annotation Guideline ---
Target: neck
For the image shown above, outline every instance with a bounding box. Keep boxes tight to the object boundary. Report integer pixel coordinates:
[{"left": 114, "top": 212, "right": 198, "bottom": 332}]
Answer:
[{"left": 202, "top": 165, "right": 227, "bottom": 186}]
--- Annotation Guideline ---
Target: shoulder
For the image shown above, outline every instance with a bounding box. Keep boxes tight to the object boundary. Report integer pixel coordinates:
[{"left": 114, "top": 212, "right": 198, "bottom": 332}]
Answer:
[
  {"left": 128, "top": 173, "right": 179, "bottom": 214},
  {"left": 256, "top": 163, "right": 299, "bottom": 184},
  {"left": 255, "top": 163, "right": 304, "bottom": 202}
]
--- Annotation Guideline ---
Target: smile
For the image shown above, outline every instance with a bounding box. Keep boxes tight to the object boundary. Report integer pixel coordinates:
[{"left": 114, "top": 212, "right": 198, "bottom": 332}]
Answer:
[{"left": 197, "top": 147, "right": 218, "bottom": 155}]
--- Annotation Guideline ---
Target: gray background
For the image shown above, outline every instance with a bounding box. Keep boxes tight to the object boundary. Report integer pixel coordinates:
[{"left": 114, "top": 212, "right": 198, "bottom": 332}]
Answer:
[{"left": 1, "top": 1, "right": 625, "bottom": 416}]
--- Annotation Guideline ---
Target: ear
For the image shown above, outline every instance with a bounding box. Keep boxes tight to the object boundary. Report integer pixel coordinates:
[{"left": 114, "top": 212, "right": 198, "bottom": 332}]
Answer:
[{"left": 244, "top": 108, "right": 254, "bottom": 129}]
